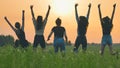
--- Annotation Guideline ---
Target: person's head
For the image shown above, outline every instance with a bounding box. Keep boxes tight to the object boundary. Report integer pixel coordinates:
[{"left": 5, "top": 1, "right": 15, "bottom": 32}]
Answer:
[
  {"left": 102, "top": 16, "right": 111, "bottom": 24},
  {"left": 15, "top": 22, "right": 20, "bottom": 29},
  {"left": 102, "top": 16, "right": 113, "bottom": 29},
  {"left": 37, "top": 16, "right": 43, "bottom": 23},
  {"left": 56, "top": 18, "right": 61, "bottom": 26},
  {"left": 36, "top": 16, "right": 43, "bottom": 30},
  {"left": 79, "top": 16, "right": 88, "bottom": 26}
]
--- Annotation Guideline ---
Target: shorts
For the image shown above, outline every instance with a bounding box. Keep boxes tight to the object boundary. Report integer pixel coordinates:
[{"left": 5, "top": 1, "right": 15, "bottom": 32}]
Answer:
[
  {"left": 53, "top": 38, "right": 65, "bottom": 52},
  {"left": 101, "top": 35, "right": 112, "bottom": 46},
  {"left": 33, "top": 35, "right": 46, "bottom": 48}
]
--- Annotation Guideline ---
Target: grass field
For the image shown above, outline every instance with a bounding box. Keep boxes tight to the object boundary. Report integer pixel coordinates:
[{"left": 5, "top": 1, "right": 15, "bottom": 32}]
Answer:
[{"left": 0, "top": 44, "right": 120, "bottom": 68}]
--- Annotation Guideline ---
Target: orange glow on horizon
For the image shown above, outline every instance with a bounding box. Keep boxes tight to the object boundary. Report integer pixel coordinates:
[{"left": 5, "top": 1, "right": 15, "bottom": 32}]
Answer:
[{"left": 0, "top": 0, "right": 120, "bottom": 43}]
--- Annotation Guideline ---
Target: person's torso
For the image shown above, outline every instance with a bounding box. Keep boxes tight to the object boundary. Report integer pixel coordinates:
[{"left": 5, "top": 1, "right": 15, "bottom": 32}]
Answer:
[
  {"left": 102, "top": 23, "right": 113, "bottom": 35},
  {"left": 77, "top": 22, "right": 88, "bottom": 36},
  {"left": 15, "top": 29, "right": 26, "bottom": 41},
  {"left": 35, "top": 26, "right": 45, "bottom": 35},
  {"left": 33, "top": 19, "right": 47, "bottom": 35},
  {"left": 52, "top": 26, "right": 65, "bottom": 38}
]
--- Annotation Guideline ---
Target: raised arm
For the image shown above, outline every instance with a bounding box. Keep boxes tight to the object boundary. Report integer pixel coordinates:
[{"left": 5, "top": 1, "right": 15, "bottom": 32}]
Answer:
[
  {"left": 111, "top": 4, "right": 116, "bottom": 23},
  {"left": 75, "top": 3, "right": 79, "bottom": 23},
  {"left": 98, "top": 4, "right": 102, "bottom": 23},
  {"left": 47, "top": 31, "right": 53, "bottom": 41},
  {"left": 21, "top": 10, "right": 25, "bottom": 31},
  {"left": 30, "top": 5, "right": 35, "bottom": 20},
  {"left": 44, "top": 5, "right": 51, "bottom": 20},
  {"left": 43, "top": 5, "right": 51, "bottom": 26},
  {"left": 4, "top": 17, "right": 16, "bottom": 32},
  {"left": 86, "top": 3, "right": 91, "bottom": 20}
]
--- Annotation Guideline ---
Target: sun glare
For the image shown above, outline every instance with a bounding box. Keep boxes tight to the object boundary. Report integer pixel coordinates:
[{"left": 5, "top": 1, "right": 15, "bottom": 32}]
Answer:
[{"left": 52, "top": 0, "right": 74, "bottom": 16}]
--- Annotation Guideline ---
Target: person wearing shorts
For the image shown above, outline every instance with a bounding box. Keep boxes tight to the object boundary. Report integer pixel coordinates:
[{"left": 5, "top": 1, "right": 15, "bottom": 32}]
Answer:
[
  {"left": 30, "top": 5, "right": 51, "bottom": 50},
  {"left": 98, "top": 4, "right": 116, "bottom": 55},
  {"left": 73, "top": 3, "right": 91, "bottom": 53},
  {"left": 47, "top": 18, "right": 68, "bottom": 53}
]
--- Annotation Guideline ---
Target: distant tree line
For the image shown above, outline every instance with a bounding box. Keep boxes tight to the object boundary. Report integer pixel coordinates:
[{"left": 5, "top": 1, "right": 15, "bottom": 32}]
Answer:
[{"left": 0, "top": 35, "right": 14, "bottom": 46}]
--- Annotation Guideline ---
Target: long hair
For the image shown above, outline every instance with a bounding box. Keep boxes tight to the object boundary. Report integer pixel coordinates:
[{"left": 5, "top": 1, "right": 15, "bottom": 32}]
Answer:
[
  {"left": 102, "top": 16, "right": 111, "bottom": 24},
  {"left": 79, "top": 16, "right": 89, "bottom": 27},
  {"left": 102, "top": 16, "right": 113, "bottom": 29},
  {"left": 36, "top": 16, "right": 43, "bottom": 30}
]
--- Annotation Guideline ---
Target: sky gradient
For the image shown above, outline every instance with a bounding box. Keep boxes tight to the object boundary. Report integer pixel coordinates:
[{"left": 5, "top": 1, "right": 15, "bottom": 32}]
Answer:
[{"left": 0, "top": 0, "right": 120, "bottom": 43}]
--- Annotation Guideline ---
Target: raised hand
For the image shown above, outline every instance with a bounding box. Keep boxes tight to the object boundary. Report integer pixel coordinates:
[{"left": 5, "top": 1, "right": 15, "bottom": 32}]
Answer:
[
  {"left": 75, "top": 3, "right": 78, "bottom": 7},
  {"left": 87, "top": 3, "right": 92, "bottom": 20},
  {"left": 113, "top": 4, "right": 116, "bottom": 8},
  {"left": 30, "top": 5, "right": 33, "bottom": 9},
  {"left": 98, "top": 4, "right": 101, "bottom": 8},
  {"left": 30, "top": 5, "right": 35, "bottom": 19},
  {"left": 22, "top": 10, "right": 25, "bottom": 13},
  {"left": 47, "top": 38, "right": 50, "bottom": 41},
  {"left": 111, "top": 3, "right": 116, "bottom": 22},
  {"left": 75, "top": 3, "right": 79, "bottom": 23},
  {"left": 48, "top": 5, "right": 51, "bottom": 10},
  {"left": 4, "top": 16, "right": 16, "bottom": 31},
  {"left": 4, "top": 16, "right": 7, "bottom": 20},
  {"left": 88, "top": 3, "right": 91, "bottom": 8},
  {"left": 98, "top": 4, "right": 102, "bottom": 22},
  {"left": 22, "top": 10, "right": 25, "bottom": 31}
]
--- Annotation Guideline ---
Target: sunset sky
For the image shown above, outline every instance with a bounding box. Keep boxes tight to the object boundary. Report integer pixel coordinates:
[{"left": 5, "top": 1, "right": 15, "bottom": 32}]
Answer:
[{"left": 0, "top": 0, "right": 120, "bottom": 43}]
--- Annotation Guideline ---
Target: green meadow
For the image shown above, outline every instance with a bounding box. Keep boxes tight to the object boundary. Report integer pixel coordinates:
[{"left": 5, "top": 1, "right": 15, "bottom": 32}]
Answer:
[{"left": 0, "top": 44, "right": 120, "bottom": 68}]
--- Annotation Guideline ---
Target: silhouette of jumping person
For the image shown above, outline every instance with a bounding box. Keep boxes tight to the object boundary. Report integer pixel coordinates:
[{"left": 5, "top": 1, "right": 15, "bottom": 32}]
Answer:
[
  {"left": 4, "top": 10, "right": 29, "bottom": 48},
  {"left": 30, "top": 5, "right": 51, "bottom": 50},
  {"left": 73, "top": 3, "right": 91, "bottom": 53},
  {"left": 47, "top": 18, "right": 68, "bottom": 53},
  {"left": 98, "top": 4, "right": 116, "bottom": 55}
]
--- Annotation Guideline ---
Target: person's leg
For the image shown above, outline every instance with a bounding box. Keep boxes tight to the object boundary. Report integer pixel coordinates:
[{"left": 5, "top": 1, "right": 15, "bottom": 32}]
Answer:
[
  {"left": 60, "top": 44, "right": 65, "bottom": 52},
  {"left": 107, "top": 35, "right": 115, "bottom": 55},
  {"left": 100, "top": 45, "right": 105, "bottom": 55},
  {"left": 33, "top": 35, "right": 39, "bottom": 51},
  {"left": 54, "top": 45, "right": 59, "bottom": 53},
  {"left": 82, "top": 36, "right": 87, "bottom": 52},
  {"left": 14, "top": 40, "right": 20, "bottom": 48},
  {"left": 60, "top": 39, "right": 65, "bottom": 57},
  {"left": 100, "top": 35, "right": 106, "bottom": 55},
  {"left": 53, "top": 38, "right": 59, "bottom": 53},
  {"left": 73, "top": 36, "right": 81, "bottom": 52},
  {"left": 19, "top": 40, "right": 28, "bottom": 52},
  {"left": 108, "top": 44, "right": 114, "bottom": 55},
  {"left": 59, "top": 38, "right": 65, "bottom": 52},
  {"left": 39, "top": 35, "right": 46, "bottom": 52},
  {"left": 24, "top": 40, "right": 29, "bottom": 47},
  {"left": 21, "top": 40, "right": 29, "bottom": 48}
]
